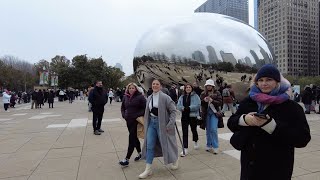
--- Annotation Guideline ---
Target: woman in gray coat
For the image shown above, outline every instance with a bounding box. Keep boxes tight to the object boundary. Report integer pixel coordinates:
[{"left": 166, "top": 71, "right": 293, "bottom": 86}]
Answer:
[{"left": 139, "top": 79, "right": 179, "bottom": 179}]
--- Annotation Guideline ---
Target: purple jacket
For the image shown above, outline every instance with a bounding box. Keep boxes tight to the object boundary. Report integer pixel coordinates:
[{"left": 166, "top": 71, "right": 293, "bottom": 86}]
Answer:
[{"left": 121, "top": 91, "right": 146, "bottom": 121}]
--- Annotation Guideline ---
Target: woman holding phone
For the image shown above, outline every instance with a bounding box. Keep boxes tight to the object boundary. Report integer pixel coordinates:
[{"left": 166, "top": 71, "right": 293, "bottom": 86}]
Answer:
[{"left": 228, "top": 64, "right": 311, "bottom": 180}]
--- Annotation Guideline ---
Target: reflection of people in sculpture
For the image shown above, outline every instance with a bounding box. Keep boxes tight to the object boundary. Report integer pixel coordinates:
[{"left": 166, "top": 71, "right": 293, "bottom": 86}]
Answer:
[{"left": 181, "top": 77, "right": 188, "bottom": 83}]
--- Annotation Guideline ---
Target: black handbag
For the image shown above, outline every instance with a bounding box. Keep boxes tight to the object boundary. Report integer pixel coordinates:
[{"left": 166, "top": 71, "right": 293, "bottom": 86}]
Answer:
[{"left": 217, "top": 115, "right": 224, "bottom": 128}]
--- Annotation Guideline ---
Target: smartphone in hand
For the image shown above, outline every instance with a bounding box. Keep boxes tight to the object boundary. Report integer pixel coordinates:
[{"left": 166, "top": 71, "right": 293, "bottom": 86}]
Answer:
[{"left": 254, "top": 113, "right": 269, "bottom": 119}]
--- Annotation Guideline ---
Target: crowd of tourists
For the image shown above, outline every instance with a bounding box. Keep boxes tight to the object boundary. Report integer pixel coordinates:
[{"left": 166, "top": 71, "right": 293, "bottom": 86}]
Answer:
[{"left": 1, "top": 64, "right": 313, "bottom": 179}]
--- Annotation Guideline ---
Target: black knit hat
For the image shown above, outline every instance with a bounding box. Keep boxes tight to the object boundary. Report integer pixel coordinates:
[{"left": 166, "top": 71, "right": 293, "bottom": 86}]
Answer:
[{"left": 255, "top": 64, "right": 281, "bottom": 82}]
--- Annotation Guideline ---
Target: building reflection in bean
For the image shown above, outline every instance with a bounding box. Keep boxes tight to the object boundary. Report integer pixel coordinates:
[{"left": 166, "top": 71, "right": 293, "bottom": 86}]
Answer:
[{"left": 133, "top": 13, "right": 275, "bottom": 100}]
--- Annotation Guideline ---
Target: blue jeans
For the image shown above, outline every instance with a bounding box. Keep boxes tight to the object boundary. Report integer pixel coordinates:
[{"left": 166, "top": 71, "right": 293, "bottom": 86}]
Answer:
[
  {"left": 146, "top": 116, "right": 160, "bottom": 164},
  {"left": 206, "top": 109, "right": 219, "bottom": 149}
]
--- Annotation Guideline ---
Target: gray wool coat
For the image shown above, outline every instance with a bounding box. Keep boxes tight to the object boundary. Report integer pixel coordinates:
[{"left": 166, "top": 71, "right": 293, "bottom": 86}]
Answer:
[{"left": 141, "top": 91, "right": 178, "bottom": 165}]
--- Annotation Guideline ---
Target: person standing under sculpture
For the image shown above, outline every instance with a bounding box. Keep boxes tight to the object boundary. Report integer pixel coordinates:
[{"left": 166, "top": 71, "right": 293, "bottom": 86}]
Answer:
[
  {"left": 139, "top": 79, "right": 179, "bottom": 179},
  {"left": 89, "top": 81, "right": 107, "bottom": 135}
]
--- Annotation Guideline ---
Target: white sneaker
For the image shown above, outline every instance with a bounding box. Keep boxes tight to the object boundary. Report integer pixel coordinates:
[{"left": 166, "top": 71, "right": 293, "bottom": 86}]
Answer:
[
  {"left": 170, "top": 159, "right": 179, "bottom": 170},
  {"left": 213, "top": 148, "right": 219, "bottom": 154},
  {"left": 194, "top": 142, "right": 199, "bottom": 150},
  {"left": 180, "top": 148, "right": 188, "bottom": 157},
  {"left": 205, "top": 147, "right": 211, "bottom": 152},
  {"left": 5, "top": 110, "right": 10, "bottom": 112}
]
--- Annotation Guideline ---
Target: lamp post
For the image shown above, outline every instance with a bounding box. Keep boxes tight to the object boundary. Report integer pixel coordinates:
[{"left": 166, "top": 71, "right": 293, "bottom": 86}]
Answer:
[{"left": 53, "top": 72, "right": 57, "bottom": 92}]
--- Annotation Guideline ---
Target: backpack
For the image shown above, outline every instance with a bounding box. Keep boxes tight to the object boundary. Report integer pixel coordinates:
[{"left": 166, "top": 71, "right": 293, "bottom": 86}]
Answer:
[{"left": 222, "top": 88, "right": 230, "bottom": 97}]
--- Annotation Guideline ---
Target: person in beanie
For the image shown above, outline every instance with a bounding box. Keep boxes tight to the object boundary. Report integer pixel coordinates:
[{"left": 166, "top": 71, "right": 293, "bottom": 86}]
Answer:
[
  {"left": 228, "top": 64, "right": 311, "bottom": 180},
  {"left": 177, "top": 83, "right": 201, "bottom": 157},
  {"left": 200, "top": 79, "right": 222, "bottom": 154},
  {"left": 88, "top": 81, "right": 107, "bottom": 135},
  {"left": 119, "top": 83, "right": 146, "bottom": 167}
]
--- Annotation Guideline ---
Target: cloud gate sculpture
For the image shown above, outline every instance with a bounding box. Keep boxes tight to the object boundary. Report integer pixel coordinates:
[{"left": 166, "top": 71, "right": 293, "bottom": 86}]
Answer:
[{"left": 133, "top": 13, "right": 275, "bottom": 100}]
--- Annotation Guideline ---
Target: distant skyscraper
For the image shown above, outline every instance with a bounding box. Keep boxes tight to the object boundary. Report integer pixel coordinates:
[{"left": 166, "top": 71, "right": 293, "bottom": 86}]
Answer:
[
  {"left": 192, "top": 50, "right": 206, "bottom": 63},
  {"left": 244, "top": 56, "right": 253, "bottom": 67},
  {"left": 220, "top": 51, "right": 237, "bottom": 65},
  {"left": 259, "top": 0, "right": 319, "bottom": 76},
  {"left": 253, "top": 0, "right": 259, "bottom": 29},
  {"left": 195, "top": 0, "right": 249, "bottom": 24},
  {"left": 115, "top": 63, "right": 123, "bottom": 71},
  {"left": 206, "top": 45, "right": 219, "bottom": 63}
]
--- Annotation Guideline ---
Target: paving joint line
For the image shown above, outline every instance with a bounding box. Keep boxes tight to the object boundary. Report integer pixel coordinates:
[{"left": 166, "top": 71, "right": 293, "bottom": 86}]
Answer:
[
  {"left": 26, "top": 119, "right": 69, "bottom": 180},
  {"left": 75, "top": 113, "right": 89, "bottom": 180}
]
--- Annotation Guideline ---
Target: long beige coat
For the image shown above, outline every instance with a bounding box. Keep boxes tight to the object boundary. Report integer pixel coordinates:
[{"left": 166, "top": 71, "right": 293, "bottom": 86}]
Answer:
[{"left": 141, "top": 91, "right": 178, "bottom": 165}]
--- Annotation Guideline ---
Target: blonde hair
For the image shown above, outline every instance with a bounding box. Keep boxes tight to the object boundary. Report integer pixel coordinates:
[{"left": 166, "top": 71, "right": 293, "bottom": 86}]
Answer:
[{"left": 125, "top": 82, "right": 139, "bottom": 94}]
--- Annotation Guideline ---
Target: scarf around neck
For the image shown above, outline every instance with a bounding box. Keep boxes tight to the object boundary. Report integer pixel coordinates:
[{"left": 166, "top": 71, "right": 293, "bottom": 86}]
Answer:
[{"left": 249, "top": 80, "right": 290, "bottom": 113}]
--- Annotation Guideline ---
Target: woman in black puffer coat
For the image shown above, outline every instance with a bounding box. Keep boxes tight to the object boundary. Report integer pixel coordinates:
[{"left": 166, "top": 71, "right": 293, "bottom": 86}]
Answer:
[
  {"left": 228, "top": 65, "right": 311, "bottom": 180},
  {"left": 119, "top": 83, "right": 146, "bottom": 167}
]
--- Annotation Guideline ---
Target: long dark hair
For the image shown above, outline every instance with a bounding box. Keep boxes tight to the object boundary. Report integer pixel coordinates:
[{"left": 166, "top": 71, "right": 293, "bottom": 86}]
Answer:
[{"left": 183, "top": 83, "right": 194, "bottom": 95}]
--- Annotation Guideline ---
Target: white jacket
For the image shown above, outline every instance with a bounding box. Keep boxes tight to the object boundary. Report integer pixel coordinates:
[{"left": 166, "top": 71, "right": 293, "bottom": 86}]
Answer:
[{"left": 2, "top": 92, "right": 11, "bottom": 104}]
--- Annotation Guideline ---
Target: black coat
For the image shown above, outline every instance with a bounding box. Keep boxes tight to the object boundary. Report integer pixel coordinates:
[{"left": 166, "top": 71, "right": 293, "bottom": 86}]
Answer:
[
  {"left": 48, "top": 92, "right": 54, "bottom": 103},
  {"left": 88, "top": 86, "right": 107, "bottom": 113},
  {"left": 301, "top": 88, "right": 313, "bottom": 104},
  {"left": 37, "top": 91, "right": 44, "bottom": 103},
  {"left": 31, "top": 91, "right": 38, "bottom": 100},
  {"left": 228, "top": 97, "right": 311, "bottom": 180},
  {"left": 121, "top": 91, "right": 146, "bottom": 122}
]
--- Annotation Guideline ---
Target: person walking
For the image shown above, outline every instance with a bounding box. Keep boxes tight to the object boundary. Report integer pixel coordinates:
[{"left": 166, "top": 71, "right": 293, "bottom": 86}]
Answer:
[
  {"left": 48, "top": 90, "right": 54, "bottom": 108},
  {"left": 2, "top": 90, "right": 11, "bottom": 112},
  {"left": 228, "top": 64, "right": 311, "bottom": 180},
  {"left": 88, "top": 81, "right": 107, "bottom": 135},
  {"left": 177, "top": 83, "right": 201, "bottom": 157},
  {"left": 37, "top": 90, "right": 44, "bottom": 108},
  {"left": 301, "top": 86, "right": 313, "bottom": 114},
  {"left": 200, "top": 79, "right": 222, "bottom": 154},
  {"left": 139, "top": 79, "right": 179, "bottom": 179},
  {"left": 31, "top": 89, "right": 38, "bottom": 109},
  {"left": 221, "top": 84, "right": 236, "bottom": 115},
  {"left": 119, "top": 83, "right": 146, "bottom": 167},
  {"left": 108, "top": 89, "right": 114, "bottom": 105}
]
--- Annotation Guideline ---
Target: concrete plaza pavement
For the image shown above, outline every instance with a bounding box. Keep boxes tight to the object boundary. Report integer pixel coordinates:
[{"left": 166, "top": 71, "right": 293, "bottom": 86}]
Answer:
[{"left": 0, "top": 99, "right": 319, "bottom": 180}]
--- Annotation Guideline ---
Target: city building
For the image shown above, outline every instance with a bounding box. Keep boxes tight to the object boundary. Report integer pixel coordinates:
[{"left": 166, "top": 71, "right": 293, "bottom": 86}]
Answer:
[
  {"left": 114, "top": 63, "right": 123, "bottom": 71},
  {"left": 259, "top": 0, "right": 319, "bottom": 76},
  {"left": 253, "top": 0, "right": 259, "bottom": 29},
  {"left": 195, "top": 0, "right": 249, "bottom": 24}
]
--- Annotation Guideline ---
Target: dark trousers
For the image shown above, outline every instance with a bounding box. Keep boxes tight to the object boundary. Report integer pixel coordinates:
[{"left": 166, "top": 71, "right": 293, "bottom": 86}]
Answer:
[
  {"left": 109, "top": 97, "right": 113, "bottom": 104},
  {"left": 4, "top": 103, "right": 9, "bottom": 111},
  {"left": 92, "top": 110, "right": 104, "bottom": 131},
  {"left": 48, "top": 103, "right": 53, "bottom": 108},
  {"left": 181, "top": 116, "right": 198, "bottom": 148},
  {"left": 126, "top": 120, "right": 141, "bottom": 159}
]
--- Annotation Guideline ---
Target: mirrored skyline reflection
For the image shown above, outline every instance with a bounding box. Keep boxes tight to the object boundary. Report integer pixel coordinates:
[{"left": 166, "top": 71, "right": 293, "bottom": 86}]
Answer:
[{"left": 134, "top": 13, "right": 275, "bottom": 66}]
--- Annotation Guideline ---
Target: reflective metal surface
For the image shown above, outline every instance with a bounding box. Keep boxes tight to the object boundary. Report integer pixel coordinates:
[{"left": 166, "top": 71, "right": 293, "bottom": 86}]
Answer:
[{"left": 133, "top": 13, "right": 275, "bottom": 100}]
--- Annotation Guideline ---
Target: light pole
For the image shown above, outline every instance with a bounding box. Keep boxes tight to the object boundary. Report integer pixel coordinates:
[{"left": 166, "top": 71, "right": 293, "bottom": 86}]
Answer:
[{"left": 53, "top": 72, "right": 57, "bottom": 92}]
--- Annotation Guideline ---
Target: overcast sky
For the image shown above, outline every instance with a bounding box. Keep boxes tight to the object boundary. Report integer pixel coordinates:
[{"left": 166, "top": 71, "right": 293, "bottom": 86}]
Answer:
[{"left": 0, "top": 0, "right": 254, "bottom": 75}]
